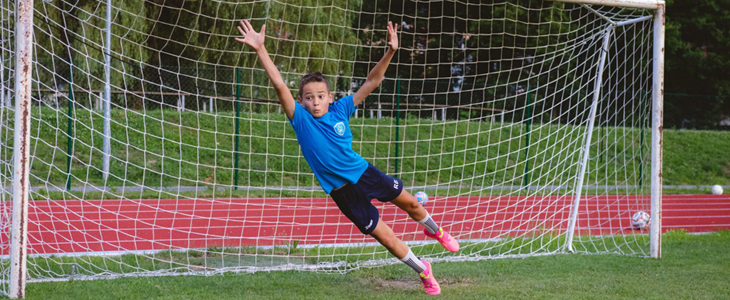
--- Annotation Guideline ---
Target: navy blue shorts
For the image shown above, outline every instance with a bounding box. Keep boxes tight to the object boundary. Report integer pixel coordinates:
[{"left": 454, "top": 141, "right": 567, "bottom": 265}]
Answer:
[{"left": 330, "top": 164, "right": 404, "bottom": 235}]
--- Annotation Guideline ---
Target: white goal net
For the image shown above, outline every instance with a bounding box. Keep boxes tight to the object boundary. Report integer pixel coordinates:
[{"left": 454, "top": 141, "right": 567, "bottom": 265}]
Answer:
[{"left": 0, "top": 0, "right": 663, "bottom": 295}]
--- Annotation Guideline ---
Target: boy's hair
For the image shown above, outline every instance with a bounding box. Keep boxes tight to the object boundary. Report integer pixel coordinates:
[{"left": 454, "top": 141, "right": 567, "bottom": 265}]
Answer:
[{"left": 298, "top": 72, "right": 330, "bottom": 99}]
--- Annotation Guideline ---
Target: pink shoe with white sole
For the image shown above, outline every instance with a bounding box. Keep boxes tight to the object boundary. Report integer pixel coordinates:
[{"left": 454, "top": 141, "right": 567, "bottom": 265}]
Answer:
[{"left": 419, "top": 260, "right": 441, "bottom": 295}]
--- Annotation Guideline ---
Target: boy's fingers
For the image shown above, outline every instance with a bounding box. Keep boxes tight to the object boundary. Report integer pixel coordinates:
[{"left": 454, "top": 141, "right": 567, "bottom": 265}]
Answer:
[
  {"left": 235, "top": 37, "right": 245, "bottom": 43},
  {"left": 237, "top": 26, "right": 246, "bottom": 36},
  {"left": 241, "top": 20, "right": 252, "bottom": 33},
  {"left": 261, "top": 24, "right": 266, "bottom": 33},
  {"left": 244, "top": 20, "right": 254, "bottom": 32}
]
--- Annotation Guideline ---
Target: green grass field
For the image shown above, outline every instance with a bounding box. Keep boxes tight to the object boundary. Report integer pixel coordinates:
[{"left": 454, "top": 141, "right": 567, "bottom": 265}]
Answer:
[{"left": 21, "top": 230, "right": 730, "bottom": 299}]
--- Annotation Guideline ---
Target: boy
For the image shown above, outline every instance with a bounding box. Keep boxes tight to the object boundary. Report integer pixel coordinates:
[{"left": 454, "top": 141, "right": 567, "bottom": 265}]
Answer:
[{"left": 235, "top": 20, "right": 459, "bottom": 295}]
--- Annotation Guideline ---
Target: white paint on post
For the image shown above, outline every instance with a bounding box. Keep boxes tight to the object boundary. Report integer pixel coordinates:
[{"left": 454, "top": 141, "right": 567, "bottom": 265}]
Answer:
[
  {"left": 377, "top": 104, "right": 382, "bottom": 119},
  {"left": 102, "top": 0, "right": 112, "bottom": 181},
  {"left": 209, "top": 98, "right": 213, "bottom": 113},
  {"left": 650, "top": 4, "right": 664, "bottom": 259},
  {"left": 10, "top": 0, "right": 33, "bottom": 298}
]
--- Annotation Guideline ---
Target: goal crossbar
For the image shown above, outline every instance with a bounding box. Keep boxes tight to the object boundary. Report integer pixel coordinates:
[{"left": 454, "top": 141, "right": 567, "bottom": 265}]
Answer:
[{"left": 545, "top": 0, "right": 665, "bottom": 9}]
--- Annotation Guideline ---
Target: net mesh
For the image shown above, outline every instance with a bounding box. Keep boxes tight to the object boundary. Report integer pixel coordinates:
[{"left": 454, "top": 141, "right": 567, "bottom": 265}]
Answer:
[{"left": 0, "top": 0, "right": 656, "bottom": 289}]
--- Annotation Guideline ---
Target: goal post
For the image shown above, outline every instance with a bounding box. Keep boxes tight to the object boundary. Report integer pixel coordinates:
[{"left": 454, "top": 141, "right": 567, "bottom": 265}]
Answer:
[
  {"left": 2, "top": 0, "right": 664, "bottom": 297},
  {"left": 650, "top": 3, "right": 664, "bottom": 259},
  {"left": 9, "top": 0, "right": 33, "bottom": 298},
  {"left": 546, "top": 0, "right": 665, "bottom": 260}
]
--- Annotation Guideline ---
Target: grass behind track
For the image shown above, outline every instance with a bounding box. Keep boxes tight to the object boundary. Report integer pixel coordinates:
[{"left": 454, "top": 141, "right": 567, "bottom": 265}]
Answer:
[
  {"left": 23, "top": 230, "right": 730, "bottom": 299},
  {"left": 3, "top": 107, "right": 729, "bottom": 201}
]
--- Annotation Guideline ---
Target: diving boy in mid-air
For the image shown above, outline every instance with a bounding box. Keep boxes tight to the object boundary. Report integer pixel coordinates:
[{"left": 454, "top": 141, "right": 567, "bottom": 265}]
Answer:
[{"left": 235, "top": 19, "right": 459, "bottom": 295}]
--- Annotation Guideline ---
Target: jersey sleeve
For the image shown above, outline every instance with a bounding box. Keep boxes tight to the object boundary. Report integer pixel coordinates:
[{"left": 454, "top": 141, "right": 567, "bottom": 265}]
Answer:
[
  {"left": 333, "top": 94, "right": 356, "bottom": 117},
  {"left": 288, "top": 101, "right": 306, "bottom": 128}
]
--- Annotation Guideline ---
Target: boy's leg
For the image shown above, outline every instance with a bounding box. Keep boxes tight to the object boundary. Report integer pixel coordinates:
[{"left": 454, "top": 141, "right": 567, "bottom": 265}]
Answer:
[
  {"left": 370, "top": 219, "right": 441, "bottom": 295},
  {"left": 390, "top": 189, "right": 460, "bottom": 253},
  {"left": 369, "top": 218, "right": 408, "bottom": 258}
]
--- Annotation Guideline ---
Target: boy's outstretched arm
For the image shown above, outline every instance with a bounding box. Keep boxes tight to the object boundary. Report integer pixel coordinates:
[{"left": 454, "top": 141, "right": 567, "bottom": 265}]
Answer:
[
  {"left": 235, "top": 20, "right": 295, "bottom": 120},
  {"left": 353, "top": 21, "right": 399, "bottom": 107}
]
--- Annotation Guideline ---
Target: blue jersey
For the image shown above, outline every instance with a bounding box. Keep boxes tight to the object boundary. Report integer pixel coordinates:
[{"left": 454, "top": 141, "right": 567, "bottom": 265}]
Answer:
[{"left": 288, "top": 95, "right": 368, "bottom": 194}]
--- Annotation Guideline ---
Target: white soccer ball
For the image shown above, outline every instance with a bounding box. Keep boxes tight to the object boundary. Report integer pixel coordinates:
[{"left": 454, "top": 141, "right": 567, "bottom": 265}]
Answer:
[
  {"left": 711, "top": 185, "right": 724, "bottom": 195},
  {"left": 631, "top": 211, "right": 651, "bottom": 230},
  {"left": 415, "top": 191, "right": 429, "bottom": 206}
]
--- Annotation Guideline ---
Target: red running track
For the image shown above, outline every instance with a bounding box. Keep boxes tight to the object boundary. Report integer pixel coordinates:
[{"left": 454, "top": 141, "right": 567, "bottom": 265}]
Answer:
[{"left": 1, "top": 194, "right": 728, "bottom": 255}]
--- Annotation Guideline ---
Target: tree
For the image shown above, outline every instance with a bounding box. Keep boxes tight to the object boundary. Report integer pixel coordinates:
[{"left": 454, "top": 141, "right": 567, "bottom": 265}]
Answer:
[
  {"left": 144, "top": 0, "right": 362, "bottom": 101},
  {"left": 664, "top": 0, "right": 730, "bottom": 129},
  {"left": 33, "top": 1, "right": 154, "bottom": 102}
]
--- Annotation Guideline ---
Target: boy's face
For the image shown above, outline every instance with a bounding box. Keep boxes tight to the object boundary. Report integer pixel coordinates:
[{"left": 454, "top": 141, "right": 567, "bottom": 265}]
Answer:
[{"left": 298, "top": 81, "right": 333, "bottom": 118}]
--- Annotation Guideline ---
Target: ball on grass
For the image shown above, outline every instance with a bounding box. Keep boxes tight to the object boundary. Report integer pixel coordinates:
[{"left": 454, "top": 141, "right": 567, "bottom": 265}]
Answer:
[
  {"left": 631, "top": 211, "right": 650, "bottom": 230},
  {"left": 711, "top": 185, "right": 723, "bottom": 195}
]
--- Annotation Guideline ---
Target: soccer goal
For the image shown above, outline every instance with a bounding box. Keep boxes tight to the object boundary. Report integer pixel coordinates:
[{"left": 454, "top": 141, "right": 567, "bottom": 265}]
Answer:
[{"left": 0, "top": 0, "right": 663, "bottom": 297}]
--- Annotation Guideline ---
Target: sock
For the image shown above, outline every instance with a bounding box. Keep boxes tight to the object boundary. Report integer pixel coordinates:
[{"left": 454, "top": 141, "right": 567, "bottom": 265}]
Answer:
[
  {"left": 399, "top": 248, "right": 426, "bottom": 273},
  {"left": 417, "top": 213, "right": 440, "bottom": 235}
]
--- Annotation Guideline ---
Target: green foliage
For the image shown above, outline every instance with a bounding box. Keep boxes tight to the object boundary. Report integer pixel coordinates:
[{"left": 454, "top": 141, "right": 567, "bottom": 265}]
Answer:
[
  {"left": 34, "top": 1, "right": 154, "bottom": 93},
  {"left": 666, "top": 0, "right": 730, "bottom": 95},
  {"left": 664, "top": 0, "right": 730, "bottom": 128},
  {"left": 24, "top": 1, "right": 729, "bottom": 129}
]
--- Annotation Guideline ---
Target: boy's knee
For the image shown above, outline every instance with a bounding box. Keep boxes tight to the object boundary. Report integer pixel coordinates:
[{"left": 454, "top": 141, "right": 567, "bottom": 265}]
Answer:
[
  {"left": 407, "top": 200, "right": 421, "bottom": 211},
  {"left": 401, "top": 198, "right": 422, "bottom": 215}
]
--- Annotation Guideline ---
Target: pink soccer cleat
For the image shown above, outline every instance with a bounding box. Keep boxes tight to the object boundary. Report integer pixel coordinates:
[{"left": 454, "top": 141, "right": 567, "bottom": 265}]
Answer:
[
  {"left": 419, "top": 260, "right": 441, "bottom": 295},
  {"left": 424, "top": 227, "right": 460, "bottom": 252}
]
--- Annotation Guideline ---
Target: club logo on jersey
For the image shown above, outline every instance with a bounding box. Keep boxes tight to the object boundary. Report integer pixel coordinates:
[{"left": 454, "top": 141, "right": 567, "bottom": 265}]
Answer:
[
  {"left": 334, "top": 121, "right": 346, "bottom": 136},
  {"left": 393, "top": 179, "right": 399, "bottom": 189}
]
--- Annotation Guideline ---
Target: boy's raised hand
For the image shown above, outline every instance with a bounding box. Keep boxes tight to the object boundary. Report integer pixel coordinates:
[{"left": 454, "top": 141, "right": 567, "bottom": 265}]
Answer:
[
  {"left": 387, "top": 21, "right": 399, "bottom": 51},
  {"left": 235, "top": 20, "right": 266, "bottom": 51},
  {"left": 352, "top": 20, "right": 399, "bottom": 107}
]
